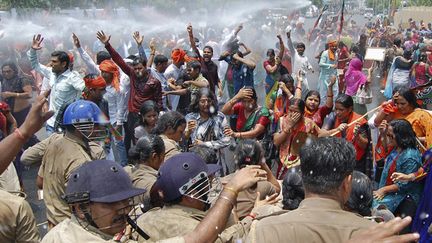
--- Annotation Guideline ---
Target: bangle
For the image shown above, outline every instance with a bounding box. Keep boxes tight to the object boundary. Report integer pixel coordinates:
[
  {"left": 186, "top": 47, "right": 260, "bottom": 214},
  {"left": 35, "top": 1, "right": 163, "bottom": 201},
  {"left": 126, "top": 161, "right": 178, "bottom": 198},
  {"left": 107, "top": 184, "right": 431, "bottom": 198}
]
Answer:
[
  {"left": 327, "top": 95, "right": 333, "bottom": 97},
  {"left": 223, "top": 186, "right": 238, "bottom": 197},
  {"left": 219, "top": 195, "right": 236, "bottom": 208},
  {"left": 296, "top": 87, "right": 302, "bottom": 91},
  {"left": 14, "top": 128, "right": 28, "bottom": 141},
  {"left": 246, "top": 213, "right": 257, "bottom": 220}
]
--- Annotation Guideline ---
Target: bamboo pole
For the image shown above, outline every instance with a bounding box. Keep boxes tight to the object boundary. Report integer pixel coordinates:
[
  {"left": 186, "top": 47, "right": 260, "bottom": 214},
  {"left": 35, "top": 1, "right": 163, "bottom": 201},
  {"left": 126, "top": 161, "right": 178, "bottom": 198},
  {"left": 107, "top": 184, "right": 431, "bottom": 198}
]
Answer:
[{"left": 330, "top": 105, "right": 382, "bottom": 136}]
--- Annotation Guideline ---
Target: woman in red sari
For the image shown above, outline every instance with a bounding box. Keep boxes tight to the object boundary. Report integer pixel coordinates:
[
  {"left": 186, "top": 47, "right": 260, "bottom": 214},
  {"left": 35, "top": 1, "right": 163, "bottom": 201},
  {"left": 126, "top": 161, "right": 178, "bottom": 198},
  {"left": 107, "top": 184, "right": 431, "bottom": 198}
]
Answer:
[
  {"left": 302, "top": 75, "right": 336, "bottom": 128},
  {"left": 321, "top": 94, "right": 372, "bottom": 177},
  {"left": 273, "top": 98, "right": 322, "bottom": 179}
]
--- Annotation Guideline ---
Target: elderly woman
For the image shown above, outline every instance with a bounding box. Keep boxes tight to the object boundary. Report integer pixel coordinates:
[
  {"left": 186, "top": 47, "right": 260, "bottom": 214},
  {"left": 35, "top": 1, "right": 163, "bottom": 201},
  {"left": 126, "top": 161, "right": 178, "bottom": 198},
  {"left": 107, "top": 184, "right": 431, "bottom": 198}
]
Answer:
[
  {"left": 185, "top": 88, "right": 230, "bottom": 174},
  {"left": 373, "top": 119, "right": 422, "bottom": 215}
]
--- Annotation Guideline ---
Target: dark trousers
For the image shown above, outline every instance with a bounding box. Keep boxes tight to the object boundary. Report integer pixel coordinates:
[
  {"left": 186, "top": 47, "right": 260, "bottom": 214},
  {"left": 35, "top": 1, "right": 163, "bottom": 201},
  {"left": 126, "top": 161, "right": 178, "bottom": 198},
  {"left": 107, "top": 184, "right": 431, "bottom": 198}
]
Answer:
[{"left": 124, "top": 112, "right": 140, "bottom": 157}]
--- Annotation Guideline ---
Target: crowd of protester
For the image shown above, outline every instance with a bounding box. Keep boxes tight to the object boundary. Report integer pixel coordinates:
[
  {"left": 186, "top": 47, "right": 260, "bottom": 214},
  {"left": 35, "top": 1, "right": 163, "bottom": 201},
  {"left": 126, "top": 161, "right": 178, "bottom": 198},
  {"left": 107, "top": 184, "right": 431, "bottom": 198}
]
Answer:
[{"left": 0, "top": 6, "right": 432, "bottom": 242}]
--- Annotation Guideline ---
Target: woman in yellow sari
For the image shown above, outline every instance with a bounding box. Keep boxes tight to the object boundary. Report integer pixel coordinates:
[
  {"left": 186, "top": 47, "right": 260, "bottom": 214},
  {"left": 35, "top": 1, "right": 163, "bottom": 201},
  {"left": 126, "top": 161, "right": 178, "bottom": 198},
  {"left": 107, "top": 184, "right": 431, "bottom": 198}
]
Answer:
[{"left": 394, "top": 87, "right": 432, "bottom": 148}]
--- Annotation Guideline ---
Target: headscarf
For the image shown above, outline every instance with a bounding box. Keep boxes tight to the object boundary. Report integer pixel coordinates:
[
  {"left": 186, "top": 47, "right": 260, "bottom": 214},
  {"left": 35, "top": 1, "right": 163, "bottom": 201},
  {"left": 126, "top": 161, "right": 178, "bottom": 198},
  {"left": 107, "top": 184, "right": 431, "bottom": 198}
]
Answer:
[
  {"left": 344, "top": 58, "right": 367, "bottom": 96},
  {"left": 327, "top": 40, "right": 337, "bottom": 61},
  {"left": 171, "top": 49, "right": 186, "bottom": 64},
  {"left": 84, "top": 75, "right": 107, "bottom": 89},
  {"left": 99, "top": 60, "right": 120, "bottom": 92}
]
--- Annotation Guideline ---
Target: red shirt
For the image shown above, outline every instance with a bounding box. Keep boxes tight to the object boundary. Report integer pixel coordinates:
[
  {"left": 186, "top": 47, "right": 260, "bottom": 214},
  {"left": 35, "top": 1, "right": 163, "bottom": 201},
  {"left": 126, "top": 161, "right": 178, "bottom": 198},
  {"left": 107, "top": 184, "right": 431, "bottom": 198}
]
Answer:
[
  {"left": 233, "top": 102, "right": 270, "bottom": 132},
  {"left": 105, "top": 43, "right": 162, "bottom": 113},
  {"left": 304, "top": 105, "right": 332, "bottom": 128}
]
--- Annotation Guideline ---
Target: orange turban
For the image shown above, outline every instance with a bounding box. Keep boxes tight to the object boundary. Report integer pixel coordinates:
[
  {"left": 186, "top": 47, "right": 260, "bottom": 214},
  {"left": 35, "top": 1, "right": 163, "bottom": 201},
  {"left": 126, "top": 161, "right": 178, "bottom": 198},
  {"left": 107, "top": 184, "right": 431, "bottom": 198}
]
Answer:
[
  {"left": 171, "top": 49, "right": 186, "bottom": 64},
  {"left": 84, "top": 75, "right": 106, "bottom": 89},
  {"left": 327, "top": 40, "right": 337, "bottom": 61},
  {"left": 99, "top": 60, "right": 120, "bottom": 92}
]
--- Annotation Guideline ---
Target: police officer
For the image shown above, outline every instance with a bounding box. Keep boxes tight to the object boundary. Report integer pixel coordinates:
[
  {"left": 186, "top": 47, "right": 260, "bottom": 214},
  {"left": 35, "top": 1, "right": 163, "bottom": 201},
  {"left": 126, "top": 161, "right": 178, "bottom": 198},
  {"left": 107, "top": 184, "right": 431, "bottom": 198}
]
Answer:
[{"left": 41, "top": 159, "right": 146, "bottom": 242}]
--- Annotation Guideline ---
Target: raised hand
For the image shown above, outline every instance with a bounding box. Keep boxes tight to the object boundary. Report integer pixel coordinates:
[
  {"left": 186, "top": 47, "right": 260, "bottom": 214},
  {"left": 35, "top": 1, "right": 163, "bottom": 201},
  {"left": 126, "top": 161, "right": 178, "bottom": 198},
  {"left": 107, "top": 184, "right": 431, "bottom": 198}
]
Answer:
[
  {"left": 72, "top": 33, "right": 81, "bottom": 48},
  {"left": 348, "top": 217, "right": 419, "bottom": 243},
  {"left": 133, "top": 31, "right": 143, "bottom": 46},
  {"left": 96, "top": 30, "right": 111, "bottom": 45},
  {"left": 235, "top": 87, "right": 253, "bottom": 100},
  {"left": 32, "top": 34, "right": 44, "bottom": 50},
  {"left": 21, "top": 90, "right": 54, "bottom": 138},
  {"left": 187, "top": 23, "right": 193, "bottom": 34},
  {"left": 149, "top": 38, "right": 156, "bottom": 52},
  {"left": 225, "top": 165, "right": 267, "bottom": 193}
]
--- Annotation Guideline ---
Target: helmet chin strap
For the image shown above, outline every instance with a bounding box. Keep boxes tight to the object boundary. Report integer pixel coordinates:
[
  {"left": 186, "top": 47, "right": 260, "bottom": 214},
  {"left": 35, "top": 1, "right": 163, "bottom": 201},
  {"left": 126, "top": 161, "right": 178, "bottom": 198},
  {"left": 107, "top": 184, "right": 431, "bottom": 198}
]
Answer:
[{"left": 79, "top": 204, "right": 99, "bottom": 229}]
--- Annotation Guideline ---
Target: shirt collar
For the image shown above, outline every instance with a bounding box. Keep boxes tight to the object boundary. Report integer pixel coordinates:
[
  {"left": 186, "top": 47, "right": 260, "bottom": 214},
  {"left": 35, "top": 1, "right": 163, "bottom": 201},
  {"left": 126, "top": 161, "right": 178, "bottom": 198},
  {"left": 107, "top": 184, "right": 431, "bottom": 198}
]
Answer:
[
  {"left": 64, "top": 132, "right": 90, "bottom": 149},
  {"left": 71, "top": 215, "right": 114, "bottom": 241},
  {"left": 298, "top": 197, "right": 343, "bottom": 211}
]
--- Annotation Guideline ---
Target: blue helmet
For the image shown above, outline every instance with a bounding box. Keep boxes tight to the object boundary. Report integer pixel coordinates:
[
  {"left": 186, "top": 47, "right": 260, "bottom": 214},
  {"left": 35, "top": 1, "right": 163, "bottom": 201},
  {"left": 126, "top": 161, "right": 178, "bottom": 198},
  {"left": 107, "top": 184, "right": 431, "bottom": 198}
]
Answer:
[
  {"left": 63, "top": 100, "right": 106, "bottom": 125},
  {"left": 62, "top": 100, "right": 108, "bottom": 141}
]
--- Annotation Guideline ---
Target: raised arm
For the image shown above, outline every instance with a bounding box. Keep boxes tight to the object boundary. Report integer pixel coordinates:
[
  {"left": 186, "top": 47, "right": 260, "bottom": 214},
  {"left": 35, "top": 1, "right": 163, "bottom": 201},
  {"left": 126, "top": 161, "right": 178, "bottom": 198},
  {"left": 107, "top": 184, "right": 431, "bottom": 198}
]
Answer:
[
  {"left": 146, "top": 39, "right": 156, "bottom": 68},
  {"left": 239, "top": 42, "right": 251, "bottom": 57},
  {"left": 286, "top": 30, "right": 296, "bottom": 57},
  {"left": 187, "top": 24, "right": 202, "bottom": 59},
  {"left": 97, "top": 30, "right": 133, "bottom": 77},
  {"left": 277, "top": 35, "right": 285, "bottom": 60},
  {"left": 221, "top": 88, "right": 253, "bottom": 115},
  {"left": 0, "top": 91, "right": 53, "bottom": 174},
  {"left": 132, "top": 31, "right": 148, "bottom": 63},
  {"left": 27, "top": 34, "right": 52, "bottom": 78},
  {"left": 233, "top": 53, "right": 255, "bottom": 69},
  {"left": 325, "top": 75, "right": 336, "bottom": 108},
  {"left": 73, "top": 33, "right": 100, "bottom": 75}
]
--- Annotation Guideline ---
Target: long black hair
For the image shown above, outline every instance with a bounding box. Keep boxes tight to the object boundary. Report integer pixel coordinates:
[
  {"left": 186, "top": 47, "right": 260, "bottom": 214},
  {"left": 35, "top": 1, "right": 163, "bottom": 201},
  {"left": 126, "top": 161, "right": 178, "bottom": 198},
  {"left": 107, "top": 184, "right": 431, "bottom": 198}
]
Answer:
[
  {"left": 139, "top": 100, "right": 160, "bottom": 127},
  {"left": 189, "top": 88, "right": 218, "bottom": 116},
  {"left": 390, "top": 119, "right": 418, "bottom": 150},
  {"left": 152, "top": 111, "right": 186, "bottom": 135},
  {"left": 131, "top": 134, "right": 165, "bottom": 163},
  {"left": 234, "top": 139, "right": 263, "bottom": 168}
]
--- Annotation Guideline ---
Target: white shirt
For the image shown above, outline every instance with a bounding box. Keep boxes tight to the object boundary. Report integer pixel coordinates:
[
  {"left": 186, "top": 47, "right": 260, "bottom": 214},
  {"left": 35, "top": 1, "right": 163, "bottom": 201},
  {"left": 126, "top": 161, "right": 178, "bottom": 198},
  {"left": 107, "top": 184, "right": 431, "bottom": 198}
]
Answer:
[{"left": 28, "top": 49, "right": 84, "bottom": 127}]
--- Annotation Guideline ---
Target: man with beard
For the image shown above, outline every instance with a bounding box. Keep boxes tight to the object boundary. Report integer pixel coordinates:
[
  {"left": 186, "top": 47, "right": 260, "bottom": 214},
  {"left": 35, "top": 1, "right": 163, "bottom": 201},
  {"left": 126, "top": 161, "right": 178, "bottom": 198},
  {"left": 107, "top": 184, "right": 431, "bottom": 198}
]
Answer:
[
  {"left": 187, "top": 24, "right": 221, "bottom": 97},
  {"left": 97, "top": 31, "right": 162, "bottom": 153}
]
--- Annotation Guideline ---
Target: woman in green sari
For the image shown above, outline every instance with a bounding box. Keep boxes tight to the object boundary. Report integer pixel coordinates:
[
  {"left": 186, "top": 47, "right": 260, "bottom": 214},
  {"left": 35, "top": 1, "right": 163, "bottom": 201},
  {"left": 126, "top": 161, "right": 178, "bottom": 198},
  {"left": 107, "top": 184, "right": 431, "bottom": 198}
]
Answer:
[{"left": 221, "top": 87, "right": 271, "bottom": 140}]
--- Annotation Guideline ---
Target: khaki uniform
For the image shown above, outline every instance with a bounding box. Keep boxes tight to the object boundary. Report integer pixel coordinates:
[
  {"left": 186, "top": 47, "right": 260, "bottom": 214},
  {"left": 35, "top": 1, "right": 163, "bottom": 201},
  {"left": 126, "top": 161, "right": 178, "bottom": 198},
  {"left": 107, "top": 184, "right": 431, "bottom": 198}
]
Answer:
[
  {"left": 223, "top": 175, "right": 277, "bottom": 219},
  {"left": 39, "top": 133, "right": 105, "bottom": 225},
  {"left": 0, "top": 162, "right": 20, "bottom": 192},
  {"left": 124, "top": 164, "right": 158, "bottom": 211},
  {"left": 247, "top": 198, "right": 376, "bottom": 243},
  {"left": 159, "top": 135, "right": 180, "bottom": 161},
  {"left": 136, "top": 204, "right": 253, "bottom": 243},
  {"left": 0, "top": 190, "right": 39, "bottom": 243},
  {"left": 21, "top": 133, "right": 63, "bottom": 166},
  {"left": 41, "top": 216, "right": 185, "bottom": 243}
]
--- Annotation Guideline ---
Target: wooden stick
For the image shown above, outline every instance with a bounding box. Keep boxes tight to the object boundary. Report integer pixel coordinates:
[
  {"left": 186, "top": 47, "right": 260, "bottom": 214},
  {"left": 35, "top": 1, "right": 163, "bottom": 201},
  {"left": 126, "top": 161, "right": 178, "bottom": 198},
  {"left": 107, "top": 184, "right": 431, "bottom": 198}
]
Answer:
[
  {"left": 330, "top": 105, "right": 381, "bottom": 136},
  {"left": 416, "top": 137, "right": 427, "bottom": 152}
]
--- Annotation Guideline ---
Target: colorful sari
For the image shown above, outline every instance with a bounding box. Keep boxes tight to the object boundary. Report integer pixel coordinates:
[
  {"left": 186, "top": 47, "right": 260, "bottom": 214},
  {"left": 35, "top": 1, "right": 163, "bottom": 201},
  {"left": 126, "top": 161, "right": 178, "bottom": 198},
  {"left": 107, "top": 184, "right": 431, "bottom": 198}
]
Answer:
[
  {"left": 276, "top": 117, "right": 319, "bottom": 179},
  {"left": 373, "top": 148, "right": 422, "bottom": 212},
  {"left": 404, "top": 108, "right": 432, "bottom": 148}
]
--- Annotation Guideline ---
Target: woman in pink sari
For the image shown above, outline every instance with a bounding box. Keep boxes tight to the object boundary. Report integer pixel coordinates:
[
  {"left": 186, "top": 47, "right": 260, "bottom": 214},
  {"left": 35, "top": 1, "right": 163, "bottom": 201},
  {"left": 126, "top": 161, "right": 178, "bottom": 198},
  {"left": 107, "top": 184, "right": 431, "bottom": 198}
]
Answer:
[{"left": 344, "top": 58, "right": 370, "bottom": 96}]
